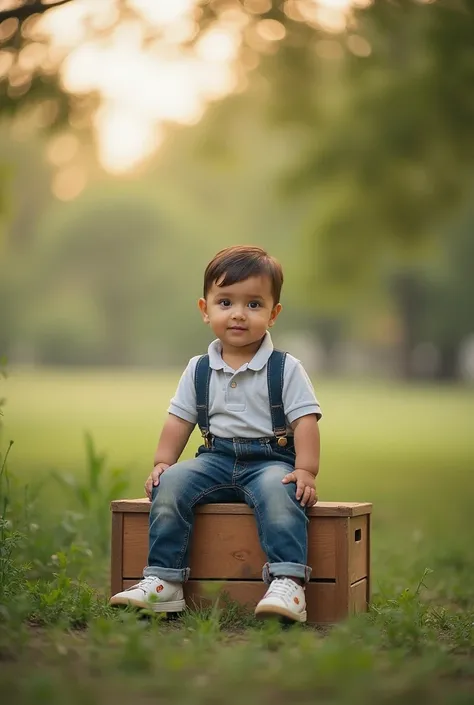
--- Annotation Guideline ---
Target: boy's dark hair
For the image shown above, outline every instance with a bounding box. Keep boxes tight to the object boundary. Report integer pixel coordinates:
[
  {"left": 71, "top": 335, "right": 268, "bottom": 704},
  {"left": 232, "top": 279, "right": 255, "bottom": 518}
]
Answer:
[{"left": 203, "top": 246, "right": 283, "bottom": 305}]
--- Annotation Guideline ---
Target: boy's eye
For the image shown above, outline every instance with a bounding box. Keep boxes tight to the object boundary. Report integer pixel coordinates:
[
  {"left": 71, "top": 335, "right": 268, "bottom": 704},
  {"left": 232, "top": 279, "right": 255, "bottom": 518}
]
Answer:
[
  {"left": 248, "top": 301, "right": 261, "bottom": 309},
  {"left": 218, "top": 299, "right": 231, "bottom": 307}
]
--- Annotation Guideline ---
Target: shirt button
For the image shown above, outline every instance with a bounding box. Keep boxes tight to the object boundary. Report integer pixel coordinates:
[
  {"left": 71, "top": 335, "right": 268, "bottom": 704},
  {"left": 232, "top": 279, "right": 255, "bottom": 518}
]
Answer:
[{"left": 230, "top": 381, "right": 237, "bottom": 388}]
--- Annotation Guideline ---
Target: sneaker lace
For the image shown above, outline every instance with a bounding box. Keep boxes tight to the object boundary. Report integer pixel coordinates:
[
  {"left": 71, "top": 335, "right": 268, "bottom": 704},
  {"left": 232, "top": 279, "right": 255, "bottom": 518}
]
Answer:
[
  {"left": 127, "top": 576, "right": 159, "bottom": 591},
  {"left": 268, "top": 577, "right": 298, "bottom": 598}
]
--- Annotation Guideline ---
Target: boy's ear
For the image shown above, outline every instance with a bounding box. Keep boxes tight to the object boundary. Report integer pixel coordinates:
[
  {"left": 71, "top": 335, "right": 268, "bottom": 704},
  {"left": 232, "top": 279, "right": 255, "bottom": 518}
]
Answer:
[
  {"left": 268, "top": 303, "right": 282, "bottom": 327},
  {"left": 198, "top": 298, "right": 210, "bottom": 324}
]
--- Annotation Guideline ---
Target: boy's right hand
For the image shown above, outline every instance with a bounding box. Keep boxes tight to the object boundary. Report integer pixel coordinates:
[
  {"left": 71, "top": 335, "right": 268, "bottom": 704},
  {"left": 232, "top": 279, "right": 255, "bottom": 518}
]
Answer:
[{"left": 145, "top": 462, "right": 170, "bottom": 500}]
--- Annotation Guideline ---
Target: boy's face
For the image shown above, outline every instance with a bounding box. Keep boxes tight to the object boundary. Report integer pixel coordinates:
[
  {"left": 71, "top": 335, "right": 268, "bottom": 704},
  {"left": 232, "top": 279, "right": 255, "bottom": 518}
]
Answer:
[{"left": 198, "top": 275, "right": 282, "bottom": 350}]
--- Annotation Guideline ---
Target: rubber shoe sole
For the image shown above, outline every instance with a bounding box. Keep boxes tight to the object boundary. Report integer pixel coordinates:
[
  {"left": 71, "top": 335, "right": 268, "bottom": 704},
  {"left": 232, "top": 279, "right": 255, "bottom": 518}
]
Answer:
[
  {"left": 109, "top": 595, "right": 186, "bottom": 613},
  {"left": 254, "top": 603, "right": 307, "bottom": 623}
]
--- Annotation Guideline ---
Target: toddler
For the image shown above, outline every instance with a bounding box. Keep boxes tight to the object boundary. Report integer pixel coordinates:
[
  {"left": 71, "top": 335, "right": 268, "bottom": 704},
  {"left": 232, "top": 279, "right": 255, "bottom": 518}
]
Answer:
[{"left": 110, "top": 245, "right": 322, "bottom": 622}]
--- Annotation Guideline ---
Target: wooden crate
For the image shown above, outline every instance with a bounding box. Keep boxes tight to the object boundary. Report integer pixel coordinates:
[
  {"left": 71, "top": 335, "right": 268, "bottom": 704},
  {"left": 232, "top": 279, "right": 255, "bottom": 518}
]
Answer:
[{"left": 111, "top": 499, "right": 372, "bottom": 624}]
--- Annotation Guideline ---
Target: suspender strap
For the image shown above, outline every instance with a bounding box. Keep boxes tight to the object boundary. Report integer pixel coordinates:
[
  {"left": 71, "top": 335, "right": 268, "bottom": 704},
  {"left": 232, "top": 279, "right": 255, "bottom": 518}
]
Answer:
[
  {"left": 267, "top": 349, "right": 287, "bottom": 439},
  {"left": 195, "top": 354, "right": 212, "bottom": 445}
]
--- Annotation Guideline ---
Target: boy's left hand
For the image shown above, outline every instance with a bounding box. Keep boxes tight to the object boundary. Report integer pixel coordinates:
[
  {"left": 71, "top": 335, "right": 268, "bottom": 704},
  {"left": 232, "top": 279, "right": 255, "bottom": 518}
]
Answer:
[{"left": 282, "top": 469, "right": 318, "bottom": 507}]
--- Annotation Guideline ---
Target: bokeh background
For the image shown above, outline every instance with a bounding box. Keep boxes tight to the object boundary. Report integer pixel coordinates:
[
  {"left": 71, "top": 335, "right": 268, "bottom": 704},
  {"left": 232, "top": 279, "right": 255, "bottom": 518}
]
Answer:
[{"left": 1, "top": 0, "right": 473, "bottom": 536}]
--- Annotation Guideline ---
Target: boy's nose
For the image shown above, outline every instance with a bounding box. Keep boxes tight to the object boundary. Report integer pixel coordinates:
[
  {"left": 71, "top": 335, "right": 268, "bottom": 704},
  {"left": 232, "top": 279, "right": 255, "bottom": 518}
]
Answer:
[{"left": 231, "top": 308, "right": 246, "bottom": 320}]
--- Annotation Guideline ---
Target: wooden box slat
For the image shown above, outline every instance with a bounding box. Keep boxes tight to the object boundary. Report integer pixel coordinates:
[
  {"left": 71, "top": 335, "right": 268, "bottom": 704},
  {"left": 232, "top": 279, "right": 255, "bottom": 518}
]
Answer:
[
  {"left": 112, "top": 498, "right": 372, "bottom": 517},
  {"left": 122, "top": 512, "right": 369, "bottom": 584},
  {"left": 349, "top": 578, "right": 369, "bottom": 615},
  {"left": 111, "top": 512, "right": 123, "bottom": 596},
  {"left": 122, "top": 513, "right": 344, "bottom": 580}
]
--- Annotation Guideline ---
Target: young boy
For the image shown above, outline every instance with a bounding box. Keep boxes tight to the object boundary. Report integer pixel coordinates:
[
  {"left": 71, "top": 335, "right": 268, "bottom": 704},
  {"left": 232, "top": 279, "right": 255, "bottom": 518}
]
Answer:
[{"left": 110, "top": 246, "right": 322, "bottom": 622}]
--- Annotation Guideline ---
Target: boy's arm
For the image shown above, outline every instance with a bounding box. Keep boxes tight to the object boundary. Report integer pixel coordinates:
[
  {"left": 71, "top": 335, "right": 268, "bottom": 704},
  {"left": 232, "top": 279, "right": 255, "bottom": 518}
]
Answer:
[
  {"left": 145, "top": 414, "right": 195, "bottom": 499},
  {"left": 292, "top": 414, "right": 320, "bottom": 477},
  {"left": 153, "top": 413, "right": 195, "bottom": 467},
  {"left": 280, "top": 357, "right": 322, "bottom": 507},
  {"left": 145, "top": 356, "right": 199, "bottom": 498},
  {"left": 281, "top": 414, "right": 320, "bottom": 508}
]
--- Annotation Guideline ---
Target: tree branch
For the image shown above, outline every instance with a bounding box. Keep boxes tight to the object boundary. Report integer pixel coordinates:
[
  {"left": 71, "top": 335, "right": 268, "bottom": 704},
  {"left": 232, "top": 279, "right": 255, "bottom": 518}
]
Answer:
[{"left": 0, "top": 0, "right": 74, "bottom": 23}]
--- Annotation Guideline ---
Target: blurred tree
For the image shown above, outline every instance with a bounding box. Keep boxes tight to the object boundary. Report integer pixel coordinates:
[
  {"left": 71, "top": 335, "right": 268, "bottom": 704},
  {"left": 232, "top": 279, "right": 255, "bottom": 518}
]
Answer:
[
  {"left": 0, "top": 132, "right": 52, "bottom": 250},
  {"left": 0, "top": 1, "right": 84, "bottom": 132},
  {"left": 417, "top": 203, "right": 474, "bottom": 378},
  {"left": 28, "top": 186, "right": 204, "bottom": 366},
  {"left": 0, "top": 0, "right": 72, "bottom": 19},
  {"left": 267, "top": 0, "right": 474, "bottom": 278},
  {"left": 0, "top": 132, "right": 53, "bottom": 356}
]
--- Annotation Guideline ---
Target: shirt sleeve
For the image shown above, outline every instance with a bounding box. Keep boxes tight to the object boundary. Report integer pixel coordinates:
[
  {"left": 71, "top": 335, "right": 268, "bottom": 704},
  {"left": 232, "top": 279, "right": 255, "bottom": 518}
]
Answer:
[
  {"left": 283, "top": 356, "right": 322, "bottom": 424},
  {"left": 167, "top": 357, "right": 199, "bottom": 425}
]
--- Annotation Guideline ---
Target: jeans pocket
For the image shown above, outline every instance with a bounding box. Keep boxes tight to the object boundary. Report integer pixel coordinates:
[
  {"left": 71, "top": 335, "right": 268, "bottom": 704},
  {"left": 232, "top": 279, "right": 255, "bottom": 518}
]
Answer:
[{"left": 286, "top": 442, "right": 296, "bottom": 457}]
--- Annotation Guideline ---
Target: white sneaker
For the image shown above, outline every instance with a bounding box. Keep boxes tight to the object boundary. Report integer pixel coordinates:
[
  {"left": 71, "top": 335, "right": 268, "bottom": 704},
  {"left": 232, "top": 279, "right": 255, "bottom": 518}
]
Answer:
[
  {"left": 109, "top": 576, "right": 185, "bottom": 613},
  {"left": 254, "top": 577, "right": 307, "bottom": 623}
]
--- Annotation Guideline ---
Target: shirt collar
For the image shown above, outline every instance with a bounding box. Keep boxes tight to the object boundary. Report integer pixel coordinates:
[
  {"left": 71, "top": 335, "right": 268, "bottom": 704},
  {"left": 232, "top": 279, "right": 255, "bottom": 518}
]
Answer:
[{"left": 207, "top": 331, "right": 274, "bottom": 371}]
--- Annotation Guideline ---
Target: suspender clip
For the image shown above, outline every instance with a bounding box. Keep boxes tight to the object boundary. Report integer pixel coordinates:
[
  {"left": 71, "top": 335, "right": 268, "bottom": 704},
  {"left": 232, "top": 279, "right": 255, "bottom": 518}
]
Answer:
[
  {"left": 275, "top": 430, "right": 288, "bottom": 447},
  {"left": 202, "top": 430, "right": 212, "bottom": 448},
  {"left": 268, "top": 351, "right": 288, "bottom": 448}
]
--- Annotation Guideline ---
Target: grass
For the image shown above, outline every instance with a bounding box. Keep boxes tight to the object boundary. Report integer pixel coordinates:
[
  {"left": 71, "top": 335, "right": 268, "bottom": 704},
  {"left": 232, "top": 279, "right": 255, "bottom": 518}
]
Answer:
[{"left": 1, "top": 367, "right": 474, "bottom": 704}]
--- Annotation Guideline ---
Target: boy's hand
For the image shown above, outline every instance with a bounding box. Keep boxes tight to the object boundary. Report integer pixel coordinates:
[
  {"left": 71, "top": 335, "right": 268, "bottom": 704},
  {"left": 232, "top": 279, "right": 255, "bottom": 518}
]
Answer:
[
  {"left": 145, "top": 462, "right": 170, "bottom": 500},
  {"left": 282, "top": 469, "right": 318, "bottom": 507}
]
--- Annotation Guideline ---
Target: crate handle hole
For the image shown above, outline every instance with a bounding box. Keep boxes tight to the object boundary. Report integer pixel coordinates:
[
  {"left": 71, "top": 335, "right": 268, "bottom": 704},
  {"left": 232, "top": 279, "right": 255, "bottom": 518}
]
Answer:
[{"left": 354, "top": 528, "right": 362, "bottom": 542}]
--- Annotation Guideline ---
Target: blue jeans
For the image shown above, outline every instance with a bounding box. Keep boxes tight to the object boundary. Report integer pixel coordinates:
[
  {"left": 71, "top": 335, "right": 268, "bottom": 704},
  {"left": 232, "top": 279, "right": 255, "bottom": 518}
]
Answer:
[{"left": 144, "top": 437, "right": 311, "bottom": 584}]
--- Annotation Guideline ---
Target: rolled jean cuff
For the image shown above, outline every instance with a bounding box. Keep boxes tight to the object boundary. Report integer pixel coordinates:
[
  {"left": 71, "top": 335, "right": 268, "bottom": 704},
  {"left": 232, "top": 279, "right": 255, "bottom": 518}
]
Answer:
[
  {"left": 262, "top": 562, "right": 312, "bottom": 585},
  {"left": 143, "top": 566, "right": 190, "bottom": 583}
]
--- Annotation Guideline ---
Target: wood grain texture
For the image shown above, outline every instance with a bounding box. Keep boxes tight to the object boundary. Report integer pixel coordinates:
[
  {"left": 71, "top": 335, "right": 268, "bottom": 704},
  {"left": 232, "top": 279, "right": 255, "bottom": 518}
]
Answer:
[
  {"left": 112, "top": 499, "right": 373, "bottom": 517},
  {"left": 334, "top": 518, "right": 350, "bottom": 621},
  {"left": 122, "top": 512, "right": 341, "bottom": 580},
  {"left": 110, "top": 512, "right": 123, "bottom": 597},
  {"left": 348, "top": 515, "right": 369, "bottom": 584},
  {"left": 349, "top": 578, "right": 368, "bottom": 614},
  {"left": 121, "top": 578, "right": 369, "bottom": 624}
]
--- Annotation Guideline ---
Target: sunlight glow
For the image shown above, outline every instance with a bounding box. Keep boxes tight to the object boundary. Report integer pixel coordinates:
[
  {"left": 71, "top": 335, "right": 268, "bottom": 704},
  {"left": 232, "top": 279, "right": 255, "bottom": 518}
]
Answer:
[
  {"left": 36, "top": 0, "right": 358, "bottom": 176},
  {"left": 39, "top": 0, "right": 241, "bottom": 173},
  {"left": 196, "top": 28, "right": 240, "bottom": 63},
  {"left": 130, "top": 0, "right": 196, "bottom": 27},
  {"left": 256, "top": 19, "right": 286, "bottom": 42},
  {"left": 94, "top": 105, "right": 163, "bottom": 174},
  {"left": 51, "top": 164, "right": 87, "bottom": 201},
  {"left": 47, "top": 133, "right": 80, "bottom": 166}
]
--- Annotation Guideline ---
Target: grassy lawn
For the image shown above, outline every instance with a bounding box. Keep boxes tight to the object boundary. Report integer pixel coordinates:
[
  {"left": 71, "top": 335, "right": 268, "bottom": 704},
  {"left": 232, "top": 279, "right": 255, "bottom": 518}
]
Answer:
[{"left": 1, "top": 368, "right": 474, "bottom": 704}]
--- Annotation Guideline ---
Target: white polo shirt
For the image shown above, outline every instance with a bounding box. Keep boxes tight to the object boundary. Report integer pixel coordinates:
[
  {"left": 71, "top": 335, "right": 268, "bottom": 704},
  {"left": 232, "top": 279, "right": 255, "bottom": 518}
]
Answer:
[{"left": 168, "top": 332, "right": 322, "bottom": 439}]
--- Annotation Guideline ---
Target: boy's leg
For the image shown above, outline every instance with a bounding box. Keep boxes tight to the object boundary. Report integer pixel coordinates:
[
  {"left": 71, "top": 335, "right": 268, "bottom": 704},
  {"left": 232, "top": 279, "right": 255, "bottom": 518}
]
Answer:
[
  {"left": 240, "top": 461, "right": 310, "bottom": 621},
  {"left": 145, "top": 452, "right": 236, "bottom": 582},
  {"left": 110, "top": 451, "right": 236, "bottom": 611}
]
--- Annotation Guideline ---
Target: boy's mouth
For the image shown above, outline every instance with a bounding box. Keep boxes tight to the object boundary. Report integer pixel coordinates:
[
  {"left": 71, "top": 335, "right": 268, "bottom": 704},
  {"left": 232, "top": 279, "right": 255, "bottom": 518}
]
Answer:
[{"left": 228, "top": 326, "right": 247, "bottom": 331}]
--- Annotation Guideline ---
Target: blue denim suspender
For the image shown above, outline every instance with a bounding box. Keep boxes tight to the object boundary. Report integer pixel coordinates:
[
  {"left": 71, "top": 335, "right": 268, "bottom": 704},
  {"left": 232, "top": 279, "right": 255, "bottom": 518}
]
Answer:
[
  {"left": 194, "top": 350, "right": 288, "bottom": 446},
  {"left": 195, "top": 354, "right": 212, "bottom": 447},
  {"left": 267, "top": 350, "right": 289, "bottom": 447}
]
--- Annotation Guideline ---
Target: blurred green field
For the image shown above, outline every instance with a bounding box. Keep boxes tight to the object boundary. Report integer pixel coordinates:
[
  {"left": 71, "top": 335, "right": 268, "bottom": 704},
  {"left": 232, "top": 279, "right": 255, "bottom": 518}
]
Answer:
[{"left": 3, "top": 367, "right": 473, "bottom": 536}]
